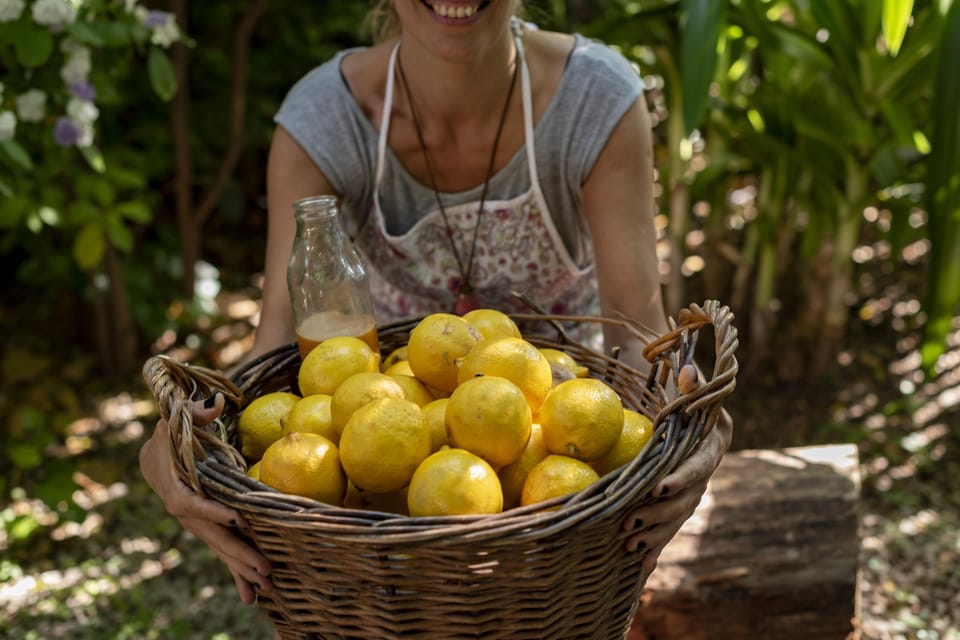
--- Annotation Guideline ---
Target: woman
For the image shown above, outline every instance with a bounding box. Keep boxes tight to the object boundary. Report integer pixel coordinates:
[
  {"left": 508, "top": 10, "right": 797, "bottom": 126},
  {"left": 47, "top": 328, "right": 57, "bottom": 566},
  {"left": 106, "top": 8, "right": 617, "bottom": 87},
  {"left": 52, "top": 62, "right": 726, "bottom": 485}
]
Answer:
[{"left": 140, "top": 0, "right": 732, "bottom": 610}]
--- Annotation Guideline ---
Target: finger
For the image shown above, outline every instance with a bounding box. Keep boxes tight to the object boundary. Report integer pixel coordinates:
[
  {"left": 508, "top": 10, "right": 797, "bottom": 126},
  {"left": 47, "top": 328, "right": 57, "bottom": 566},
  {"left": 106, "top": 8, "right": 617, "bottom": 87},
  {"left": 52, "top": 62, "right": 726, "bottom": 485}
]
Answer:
[
  {"left": 230, "top": 568, "right": 258, "bottom": 606},
  {"left": 167, "top": 489, "right": 248, "bottom": 529},
  {"left": 181, "top": 516, "right": 273, "bottom": 579},
  {"left": 652, "top": 427, "right": 726, "bottom": 497},
  {"left": 189, "top": 393, "right": 225, "bottom": 427},
  {"left": 624, "top": 479, "right": 706, "bottom": 529}
]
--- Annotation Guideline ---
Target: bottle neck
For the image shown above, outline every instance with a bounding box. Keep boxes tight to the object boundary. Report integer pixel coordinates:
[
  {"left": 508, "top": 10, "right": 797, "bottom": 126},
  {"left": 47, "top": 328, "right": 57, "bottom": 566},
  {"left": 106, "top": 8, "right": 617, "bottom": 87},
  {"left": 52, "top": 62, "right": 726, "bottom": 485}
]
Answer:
[{"left": 294, "top": 197, "right": 344, "bottom": 244}]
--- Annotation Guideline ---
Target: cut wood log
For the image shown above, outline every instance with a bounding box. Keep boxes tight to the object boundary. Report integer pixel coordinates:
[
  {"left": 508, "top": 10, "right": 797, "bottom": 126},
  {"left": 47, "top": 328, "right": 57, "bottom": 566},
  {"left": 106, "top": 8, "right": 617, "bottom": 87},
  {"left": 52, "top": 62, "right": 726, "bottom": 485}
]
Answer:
[{"left": 630, "top": 444, "right": 862, "bottom": 640}]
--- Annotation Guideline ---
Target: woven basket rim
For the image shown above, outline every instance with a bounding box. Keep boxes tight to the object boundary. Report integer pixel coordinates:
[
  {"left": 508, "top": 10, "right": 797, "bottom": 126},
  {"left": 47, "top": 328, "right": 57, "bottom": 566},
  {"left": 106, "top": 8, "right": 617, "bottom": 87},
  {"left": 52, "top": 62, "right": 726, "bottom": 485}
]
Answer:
[{"left": 144, "top": 301, "right": 738, "bottom": 541}]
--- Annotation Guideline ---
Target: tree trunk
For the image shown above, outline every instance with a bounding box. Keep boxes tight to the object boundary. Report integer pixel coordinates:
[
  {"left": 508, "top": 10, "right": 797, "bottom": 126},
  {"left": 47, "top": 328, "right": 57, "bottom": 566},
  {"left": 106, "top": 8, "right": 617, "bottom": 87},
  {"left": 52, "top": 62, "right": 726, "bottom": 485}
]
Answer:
[
  {"left": 104, "top": 242, "right": 137, "bottom": 377},
  {"left": 630, "top": 444, "right": 862, "bottom": 640},
  {"left": 169, "top": 0, "right": 270, "bottom": 298}
]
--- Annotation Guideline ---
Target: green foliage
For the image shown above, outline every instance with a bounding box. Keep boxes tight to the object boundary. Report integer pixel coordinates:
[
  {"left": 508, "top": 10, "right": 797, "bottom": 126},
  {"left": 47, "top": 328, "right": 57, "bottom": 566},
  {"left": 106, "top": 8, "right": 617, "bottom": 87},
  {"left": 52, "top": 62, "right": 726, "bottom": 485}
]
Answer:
[{"left": 922, "top": 0, "right": 960, "bottom": 370}]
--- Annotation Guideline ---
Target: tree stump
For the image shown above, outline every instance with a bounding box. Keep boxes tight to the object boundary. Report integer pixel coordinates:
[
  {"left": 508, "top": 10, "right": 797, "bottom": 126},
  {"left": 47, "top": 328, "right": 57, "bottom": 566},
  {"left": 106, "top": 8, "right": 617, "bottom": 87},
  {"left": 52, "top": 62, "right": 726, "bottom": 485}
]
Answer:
[{"left": 630, "top": 444, "right": 861, "bottom": 640}]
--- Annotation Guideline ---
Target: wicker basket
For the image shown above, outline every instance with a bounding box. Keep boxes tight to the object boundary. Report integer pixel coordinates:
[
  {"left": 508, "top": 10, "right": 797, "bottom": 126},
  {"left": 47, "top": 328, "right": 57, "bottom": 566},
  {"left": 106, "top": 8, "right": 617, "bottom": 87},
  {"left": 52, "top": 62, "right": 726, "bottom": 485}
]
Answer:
[{"left": 143, "top": 300, "right": 738, "bottom": 640}]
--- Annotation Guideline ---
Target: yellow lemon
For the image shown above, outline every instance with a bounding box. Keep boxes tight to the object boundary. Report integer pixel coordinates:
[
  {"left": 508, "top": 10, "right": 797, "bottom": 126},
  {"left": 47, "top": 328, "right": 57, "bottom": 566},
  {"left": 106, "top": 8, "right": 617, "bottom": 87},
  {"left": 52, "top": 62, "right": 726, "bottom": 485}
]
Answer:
[
  {"left": 330, "top": 372, "right": 406, "bottom": 439},
  {"left": 539, "top": 378, "right": 623, "bottom": 461},
  {"left": 538, "top": 348, "right": 589, "bottom": 378},
  {"left": 380, "top": 345, "right": 409, "bottom": 372},
  {"left": 521, "top": 454, "right": 600, "bottom": 508},
  {"left": 238, "top": 391, "right": 300, "bottom": 462},
  {"left": 456, "top": 336, "right": 553, "bottom": 414},
  {"left": 407, "top": 313, "right": 482, "bottom": 392},
  {"left": 389, "top": 374, "right": 435, "bottom": 407},
  {"left": 498, "top": 423, "right": 550, "bottom": 510},
  {"left": 461, "top": 308, "right": 522, "bottom": 340},
  {"left": 339, "top": 397, "right": 432, "bottom": 493},
  {"left": 298, "top": 336, "right": 380, "bottom": 396},
  {"left": 446, "top": 376, "right": 532, "bottom": 469},
  {"left": 280, "top": 394, "right": 336, "bottom": 442},
  {"left": 421, "top": 398, "right": 449, "bottom": 452},
  {"left": 407, "top": 448, "right": 503, "bottom": 517},
  {"left": 259, "top": 432, "right": 346, "bottom": 505},
  {"left": 384, "top": 360, "right": 415, "bottom": 376},
  {"left": 343, "top": 481, "right": 409, "bottom": 515},
  {"left": 592, "top": 409, "right": 655, "bottom": 476},
  {"left": 246, "top": 460, "right": 262, "bottom": 481}
]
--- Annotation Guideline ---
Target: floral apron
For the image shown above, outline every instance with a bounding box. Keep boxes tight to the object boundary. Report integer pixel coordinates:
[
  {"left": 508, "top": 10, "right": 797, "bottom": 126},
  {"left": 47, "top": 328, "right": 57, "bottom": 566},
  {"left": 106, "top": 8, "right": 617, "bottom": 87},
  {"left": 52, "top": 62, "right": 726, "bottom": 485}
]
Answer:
[{"left": 356, "top": 20, "right": 600, "bottom": 337}]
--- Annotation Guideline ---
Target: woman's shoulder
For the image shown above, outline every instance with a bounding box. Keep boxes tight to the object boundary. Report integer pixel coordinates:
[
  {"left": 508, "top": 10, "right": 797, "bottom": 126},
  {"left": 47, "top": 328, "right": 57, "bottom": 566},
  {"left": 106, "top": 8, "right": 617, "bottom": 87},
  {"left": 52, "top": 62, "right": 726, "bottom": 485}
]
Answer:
[
  {"left": 279, "top": 44, "right": 392, "bottom": 115},
  {"left": 524, "top": 27, "right": 640, "bottom": 109},
  {"left": 279, "top": 48, "right": 360, "bottom": 114},
  {"left": 565, "top": 33, "right": 642, "bottom": 87}
]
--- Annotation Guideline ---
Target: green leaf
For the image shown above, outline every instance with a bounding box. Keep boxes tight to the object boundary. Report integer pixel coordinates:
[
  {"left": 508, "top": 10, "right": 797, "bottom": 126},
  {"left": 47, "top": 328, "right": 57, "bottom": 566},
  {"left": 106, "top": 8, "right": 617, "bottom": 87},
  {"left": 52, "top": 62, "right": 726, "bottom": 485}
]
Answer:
[
  {"left": 81, "top": 146, "right": 106, "bottom": 174},
  {"left": 922, "top": 0, "right": 960, "bottom": 371},
  {"left": 105, "top": 214, "right": 134, "bottom": 252},
  {"left": 680, "top": 0, "right": 725, "bottom": 135},
  {"left": 883, "top": 0, "right": 915, "bottom": 55},
  {"left": 73, "top": 224, "right": 106, "bottom": 270},
  {"left": 11, "top": 23, "right": 54, "bottom": 68},
  {"left": 6, "top": 444, "right": 43, "bottom": 470},
  {"left": 147, "top": 47, "right": 177, "bottom": 102},
  {"left": 0, "top": 195, "right": 28, "bottom": 228},
  {"left": 67, "top": 21, "right": 107, "bottom": 47},
  {"left": 881, "top": 97, "right": 918, "bottom": 148},
  {"left": 0, "top": 141, "right": 33, "bottom": 171},
  {"left": 115, "top": 200, "right": 152, "bottom": 223}
]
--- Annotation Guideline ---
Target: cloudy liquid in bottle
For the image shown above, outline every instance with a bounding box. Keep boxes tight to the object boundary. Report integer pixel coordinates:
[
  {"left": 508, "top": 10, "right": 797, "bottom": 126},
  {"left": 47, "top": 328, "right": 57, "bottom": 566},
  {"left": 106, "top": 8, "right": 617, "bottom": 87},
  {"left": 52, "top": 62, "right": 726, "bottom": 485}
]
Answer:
[{"left": 295, "top": 311, "right": 380, "bottom": 359}]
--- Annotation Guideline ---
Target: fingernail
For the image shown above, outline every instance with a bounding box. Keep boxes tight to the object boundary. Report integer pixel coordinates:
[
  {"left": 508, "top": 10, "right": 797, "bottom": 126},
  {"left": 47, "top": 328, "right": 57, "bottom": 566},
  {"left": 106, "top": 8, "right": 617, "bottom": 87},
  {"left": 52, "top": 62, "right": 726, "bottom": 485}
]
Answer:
[{"left": 203, "top": 393, "right": 219, "bottom": 409}]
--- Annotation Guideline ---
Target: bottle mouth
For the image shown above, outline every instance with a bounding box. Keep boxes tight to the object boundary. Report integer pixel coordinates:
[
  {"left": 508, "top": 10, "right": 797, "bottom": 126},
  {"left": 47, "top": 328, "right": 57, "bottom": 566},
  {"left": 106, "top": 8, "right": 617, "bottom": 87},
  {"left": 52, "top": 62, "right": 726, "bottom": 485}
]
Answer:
[{"left": 294, "top": 195, "right": 338, "bottom": 214}]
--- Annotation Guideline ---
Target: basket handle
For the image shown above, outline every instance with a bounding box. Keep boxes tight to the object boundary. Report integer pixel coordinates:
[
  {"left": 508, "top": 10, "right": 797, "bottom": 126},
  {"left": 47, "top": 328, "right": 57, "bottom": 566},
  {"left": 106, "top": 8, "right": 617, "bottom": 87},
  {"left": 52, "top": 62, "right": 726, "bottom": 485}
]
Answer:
[
  {"left": 641, "top": 300, "right": 738, "bottom": 440},
  {"left": 142, "top": 355, "right": 245, "bottom": 493}
]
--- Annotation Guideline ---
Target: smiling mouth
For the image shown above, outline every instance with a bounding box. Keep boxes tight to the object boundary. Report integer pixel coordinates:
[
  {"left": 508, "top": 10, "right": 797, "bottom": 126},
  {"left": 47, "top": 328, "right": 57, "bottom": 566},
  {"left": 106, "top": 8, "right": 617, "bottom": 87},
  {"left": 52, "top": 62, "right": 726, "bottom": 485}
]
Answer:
[{"left": 420, "top": 0, "right": 492, "bottom": 19}]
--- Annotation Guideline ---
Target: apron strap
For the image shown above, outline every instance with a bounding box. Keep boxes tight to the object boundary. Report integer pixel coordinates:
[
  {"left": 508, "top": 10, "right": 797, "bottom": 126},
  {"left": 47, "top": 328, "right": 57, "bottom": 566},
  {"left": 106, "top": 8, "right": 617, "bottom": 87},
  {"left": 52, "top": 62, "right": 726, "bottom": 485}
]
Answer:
[{"left": 374, "top": 41, "right": 401, "bottom": 204}]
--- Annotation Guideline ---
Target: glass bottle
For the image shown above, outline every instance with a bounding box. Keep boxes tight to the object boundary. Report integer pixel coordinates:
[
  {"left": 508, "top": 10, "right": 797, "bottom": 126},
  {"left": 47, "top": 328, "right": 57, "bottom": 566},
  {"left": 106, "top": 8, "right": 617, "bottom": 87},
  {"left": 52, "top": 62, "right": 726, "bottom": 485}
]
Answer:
[{"left": 287, "top": 195, "right": 379, "bottom": 358}]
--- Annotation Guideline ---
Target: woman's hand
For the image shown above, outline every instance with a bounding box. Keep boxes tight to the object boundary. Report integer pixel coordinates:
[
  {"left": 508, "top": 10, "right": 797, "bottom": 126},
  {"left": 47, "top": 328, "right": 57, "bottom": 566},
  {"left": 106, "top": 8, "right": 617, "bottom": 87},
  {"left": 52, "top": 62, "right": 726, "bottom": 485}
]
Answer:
[
  {"left": 139, "top": 394, "right": 273, "bottom": 605},
  {"left": 622, "top": 388, "right": 734, "bottom": 571}
]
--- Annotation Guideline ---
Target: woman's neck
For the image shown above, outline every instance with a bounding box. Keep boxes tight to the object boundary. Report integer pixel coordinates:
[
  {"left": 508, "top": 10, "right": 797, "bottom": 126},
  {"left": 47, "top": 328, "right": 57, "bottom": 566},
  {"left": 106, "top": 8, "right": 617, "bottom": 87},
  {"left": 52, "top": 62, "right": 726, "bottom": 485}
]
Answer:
[{"left": 395, "top": 30, "right": 517, "bottom": 131}]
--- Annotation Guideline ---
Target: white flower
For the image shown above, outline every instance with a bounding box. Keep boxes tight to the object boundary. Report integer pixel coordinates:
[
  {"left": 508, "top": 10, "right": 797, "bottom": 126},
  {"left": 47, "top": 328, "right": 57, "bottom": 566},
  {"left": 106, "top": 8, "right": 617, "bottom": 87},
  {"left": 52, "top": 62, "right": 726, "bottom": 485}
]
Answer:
[
  {"left": 60, "top": 46, "right": 91, "bottom": 84},
  {"left": 16, "top": 90, "right": 47, "bottom": 122},
  {"left": 0, "top": 0, "right": 25, "bottom": 23},
  {"left": 76, "top": 119, "right": 94, "bottom": 147},
  {"left": 67, "top": 97, "right": 98, "bottom": 125},
  {"left": 0, "top": 111, "right": 17, "bottom": 142},
  {"left": 146, "top": 12, "right": 180, "bottom": 47},
  {"left": 32, "top": 0, "right": 77, "bottom": 29}
]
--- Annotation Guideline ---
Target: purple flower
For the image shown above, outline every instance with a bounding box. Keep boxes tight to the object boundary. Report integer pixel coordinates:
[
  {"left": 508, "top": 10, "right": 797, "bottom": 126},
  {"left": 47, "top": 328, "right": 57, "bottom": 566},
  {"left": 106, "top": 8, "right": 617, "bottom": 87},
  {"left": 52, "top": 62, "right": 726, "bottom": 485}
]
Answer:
[
  {"left": 54, "top": 117, "right": 81, "bottom": 146},
  {"left": 144, "top": 10, "right": 170, "bottom": 28},
  {"left": 68, "top": 81, "right": 96, "bottom": 101}
]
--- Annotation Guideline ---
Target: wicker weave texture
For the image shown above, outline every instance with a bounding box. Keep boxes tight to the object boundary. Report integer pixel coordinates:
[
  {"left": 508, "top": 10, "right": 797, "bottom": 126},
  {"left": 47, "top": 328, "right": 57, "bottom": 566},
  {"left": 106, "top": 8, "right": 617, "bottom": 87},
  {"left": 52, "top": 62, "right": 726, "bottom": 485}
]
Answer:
[{"left": 144, "top": 301, "right": 738, "bottom": 639}]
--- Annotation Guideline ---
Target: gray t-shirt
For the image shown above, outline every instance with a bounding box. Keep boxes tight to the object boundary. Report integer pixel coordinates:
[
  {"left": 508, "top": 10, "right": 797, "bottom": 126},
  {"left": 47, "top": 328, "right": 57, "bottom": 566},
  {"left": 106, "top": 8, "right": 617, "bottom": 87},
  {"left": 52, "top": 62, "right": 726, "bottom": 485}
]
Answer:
[{"left": 275, "top": 32, "right": 642, "bottom": 264}]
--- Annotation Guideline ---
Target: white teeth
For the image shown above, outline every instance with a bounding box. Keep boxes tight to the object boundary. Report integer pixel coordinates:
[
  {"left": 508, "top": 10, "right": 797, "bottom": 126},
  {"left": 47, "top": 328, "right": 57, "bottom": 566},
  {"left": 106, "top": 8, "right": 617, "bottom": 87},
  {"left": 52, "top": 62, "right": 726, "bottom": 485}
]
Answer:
[{"left": 432, "top": 3, "right": 478, "bottom": 18}]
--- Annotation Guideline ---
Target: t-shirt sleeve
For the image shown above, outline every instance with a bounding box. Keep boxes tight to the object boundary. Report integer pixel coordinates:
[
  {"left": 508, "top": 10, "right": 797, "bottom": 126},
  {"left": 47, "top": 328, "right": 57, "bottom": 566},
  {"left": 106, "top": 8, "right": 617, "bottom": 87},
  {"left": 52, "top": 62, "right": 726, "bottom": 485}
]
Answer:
[
  {"left": 273, "top": 51, "right": 376, "bottom": 219},
  {"left": 558, "top": 37, "right": 644, "bottom": 187}
]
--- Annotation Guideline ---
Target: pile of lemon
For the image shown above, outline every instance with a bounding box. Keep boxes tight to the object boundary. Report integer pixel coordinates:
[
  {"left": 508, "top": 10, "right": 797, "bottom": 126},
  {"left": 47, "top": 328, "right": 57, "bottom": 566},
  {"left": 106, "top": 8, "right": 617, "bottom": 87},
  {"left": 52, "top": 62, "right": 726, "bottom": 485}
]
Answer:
[{"left": 239, "top": 309, "right": 654, "bottom": 517}]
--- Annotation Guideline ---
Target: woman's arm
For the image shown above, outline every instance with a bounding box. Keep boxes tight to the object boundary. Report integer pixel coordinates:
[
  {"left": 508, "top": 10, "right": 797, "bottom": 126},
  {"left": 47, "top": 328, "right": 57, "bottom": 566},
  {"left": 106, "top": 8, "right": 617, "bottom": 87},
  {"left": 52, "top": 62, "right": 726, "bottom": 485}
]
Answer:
[
  {"left": 245, "top": 126, "right": 340, "bottom": 362},
  {"left": 581, "top": 96, "right": 733, "bottom": 570},
  {"left": 581, "top": 97, "right": 669, "bottom": 369},
  {"left": 140, "top": 126, "right": 341, "bottom": 605}
]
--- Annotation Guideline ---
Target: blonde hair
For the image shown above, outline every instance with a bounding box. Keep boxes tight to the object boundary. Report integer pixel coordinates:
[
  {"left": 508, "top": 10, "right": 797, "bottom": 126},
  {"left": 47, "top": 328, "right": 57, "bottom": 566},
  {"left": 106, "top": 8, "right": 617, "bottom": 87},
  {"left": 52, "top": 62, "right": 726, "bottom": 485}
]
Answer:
[{"left": 366, "top": 1, "right": 525, "bottom": 44}]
